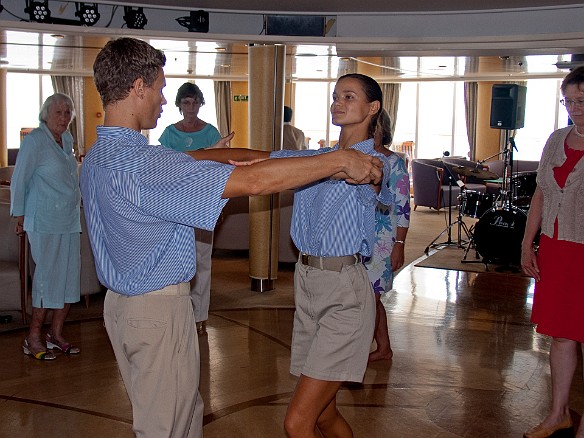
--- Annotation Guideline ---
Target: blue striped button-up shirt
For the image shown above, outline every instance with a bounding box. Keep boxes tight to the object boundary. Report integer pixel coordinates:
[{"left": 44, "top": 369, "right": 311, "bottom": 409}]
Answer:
[
  {"left": 271, "top": 139, "right": 391, "bottom": 257},
  {"left": 80, "top": 126, "right": 233, "bottom": 295}
]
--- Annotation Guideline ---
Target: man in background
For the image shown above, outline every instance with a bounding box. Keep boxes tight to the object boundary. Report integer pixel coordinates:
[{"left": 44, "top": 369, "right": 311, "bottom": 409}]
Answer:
[{"left": 283, "top": 105, "right": 306, "bottom": 150}]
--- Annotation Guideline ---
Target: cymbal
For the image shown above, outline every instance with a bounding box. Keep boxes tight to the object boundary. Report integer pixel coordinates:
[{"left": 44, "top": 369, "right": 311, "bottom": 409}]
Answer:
[{"left": 451, "top": 165, "right": 498, "bottom": 180}]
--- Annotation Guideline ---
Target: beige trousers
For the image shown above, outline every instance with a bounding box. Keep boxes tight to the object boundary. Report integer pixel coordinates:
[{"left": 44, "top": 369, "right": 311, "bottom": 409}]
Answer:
[
  {"left": 190, "top": 228, "right": 214, "bottom": 323},
  {"left": 104, "top": 284, "right": 203, "bottom": 438}
]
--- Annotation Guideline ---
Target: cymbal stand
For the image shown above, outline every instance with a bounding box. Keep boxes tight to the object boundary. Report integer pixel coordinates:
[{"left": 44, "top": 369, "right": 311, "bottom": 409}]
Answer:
[
  {"left": 424, "top": 163, "right": 472, "bottom": 254},
  {"left": 461, "top": 223, "right": 481, "bottom": 264},
  {"left": 462, "top": 132, "right": 518, "bottom": 266}
]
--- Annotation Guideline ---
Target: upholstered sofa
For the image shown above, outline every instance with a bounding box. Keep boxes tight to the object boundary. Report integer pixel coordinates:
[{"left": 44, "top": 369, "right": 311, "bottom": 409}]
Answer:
[
  {"left": 213, "top": 190, "right": 299, "bottom": 263},
  {"left": 411, "top": 157, "right": 488, "bottom": 212},
  {"left": 483, "top": 159, "right": 539, "bottom": 197}
]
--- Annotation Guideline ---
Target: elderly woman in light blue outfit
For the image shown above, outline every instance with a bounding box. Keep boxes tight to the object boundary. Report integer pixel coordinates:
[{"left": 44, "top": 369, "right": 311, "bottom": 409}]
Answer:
[{"left": 11, "top": 93, "right": 81, "bottom": 360}]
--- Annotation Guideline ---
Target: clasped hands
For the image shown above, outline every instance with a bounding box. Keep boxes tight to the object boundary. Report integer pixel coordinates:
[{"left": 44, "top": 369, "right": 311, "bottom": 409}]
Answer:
[{"left": 341, "top": 149, "right": 383, "bottom": 185}]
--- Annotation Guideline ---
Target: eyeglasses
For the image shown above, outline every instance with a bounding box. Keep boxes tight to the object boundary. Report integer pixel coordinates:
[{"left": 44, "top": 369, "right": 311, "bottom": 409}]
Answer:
[{"left": 560, "top": 98, "right": 584, "bottom": 108}]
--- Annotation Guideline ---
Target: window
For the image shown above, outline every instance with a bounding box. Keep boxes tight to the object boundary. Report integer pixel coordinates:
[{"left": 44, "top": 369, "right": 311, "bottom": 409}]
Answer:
[
  {"left": 393, "top": 83, "right": 417, "bottom": 146},
  {"left": 513, "top": 78, "right": 563, "bottom": 161},
  {"left": 294, "top": 82, "right": 337, "bottom": 149},
  {"left": 6, "top": 73, "right": 53, "bottom": 148},
  {"left": 394, "top": 81, "right": 470, "bottom": 159}
]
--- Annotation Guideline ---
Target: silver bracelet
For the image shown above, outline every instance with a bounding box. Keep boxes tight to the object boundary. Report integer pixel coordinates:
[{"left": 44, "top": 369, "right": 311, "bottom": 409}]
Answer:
[{"left": 394, "top": 240, "right": 405, "bottom": 245}]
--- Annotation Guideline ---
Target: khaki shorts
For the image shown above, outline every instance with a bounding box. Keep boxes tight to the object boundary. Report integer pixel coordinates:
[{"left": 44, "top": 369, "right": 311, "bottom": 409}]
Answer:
[{"left": 290, "top": 261, "right": 376, "bottom": 382}]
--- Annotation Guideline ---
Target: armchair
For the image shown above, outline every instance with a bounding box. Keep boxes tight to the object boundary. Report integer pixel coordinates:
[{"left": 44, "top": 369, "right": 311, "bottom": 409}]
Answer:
[
  {"left": 411, "top": 158, "right": 487, "bottom": 212},
  {"left": 0, "top": 202, "right": 27, "bottom": 323}
]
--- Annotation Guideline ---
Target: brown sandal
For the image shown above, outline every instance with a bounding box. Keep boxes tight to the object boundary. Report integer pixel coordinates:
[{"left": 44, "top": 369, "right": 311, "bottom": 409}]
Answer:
[
  {"left": 23, "top": 339, "right": 56, "bottom": 360},
  {"left": 46, "top": 333, "right": 81, "bottom": 355}
]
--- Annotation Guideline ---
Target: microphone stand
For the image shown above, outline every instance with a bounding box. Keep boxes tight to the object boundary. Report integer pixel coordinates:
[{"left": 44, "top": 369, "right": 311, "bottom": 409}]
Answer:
[{"left": 424, "top": 158, "right": 471, "bottom": 254}]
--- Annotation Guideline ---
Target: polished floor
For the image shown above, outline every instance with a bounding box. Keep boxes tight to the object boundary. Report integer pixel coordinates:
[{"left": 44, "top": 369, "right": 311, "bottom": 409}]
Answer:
[{"left": 0, "top": 211, "right": 582, "bottom": 437}]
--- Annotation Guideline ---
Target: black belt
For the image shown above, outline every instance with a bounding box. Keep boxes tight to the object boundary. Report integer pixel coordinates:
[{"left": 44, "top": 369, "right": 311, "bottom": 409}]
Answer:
[{"left": 300, "top": 254, "right": 360, "bottom": 272}]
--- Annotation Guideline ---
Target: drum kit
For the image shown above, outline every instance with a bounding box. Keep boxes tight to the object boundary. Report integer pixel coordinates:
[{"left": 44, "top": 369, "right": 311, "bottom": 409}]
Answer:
[
  {"left": 423, "top": 138, "right": 538, "bottom": 271},
  {"left": 456, "top": 152, "right": 537, "bottom": 270}
]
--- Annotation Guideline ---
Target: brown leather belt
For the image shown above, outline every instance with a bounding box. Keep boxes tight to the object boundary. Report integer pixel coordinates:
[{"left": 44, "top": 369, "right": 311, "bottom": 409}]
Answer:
[{"left": 300, "top": 254, "right": 360, "bottom": 272}]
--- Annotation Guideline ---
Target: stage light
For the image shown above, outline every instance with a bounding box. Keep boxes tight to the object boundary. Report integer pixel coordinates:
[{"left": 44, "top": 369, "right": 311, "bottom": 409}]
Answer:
[
  {"left": 25, "top": 0, "right": 51, "bottom": 23},
  {"left": 176, "top": 10, "right": 209, "bottom": 33},
  {"left": 123, "top": 7, "right": 147, "bottom": 29},
  {"left": 75, "top": 2, "right": 100, "bottom": 26}
]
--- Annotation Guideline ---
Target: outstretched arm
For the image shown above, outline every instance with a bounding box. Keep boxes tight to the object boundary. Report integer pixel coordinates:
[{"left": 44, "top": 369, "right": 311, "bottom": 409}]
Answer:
[
  {"left": 222, "top": 149, "right": 382, "bottom": 198},
  {"left": 187, "top": 148, "right": 269, "bottom": 164}
]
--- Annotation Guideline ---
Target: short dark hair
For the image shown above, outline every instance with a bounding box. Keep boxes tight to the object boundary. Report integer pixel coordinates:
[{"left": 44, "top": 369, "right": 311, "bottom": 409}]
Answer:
[
  {"left": 561, "top": 66, "right": 584, "bottom": 94},
  {"left": 284, "top": 106, "right": 293, "bottom": 123},
  {"left": 175, "top": 82, "right": 205, "bottom": 113},
  {"left": 93, "top": 38, "right": 166, "bottom": 107},
  {"left": 337, "top": 73, "right": 383, "bottom": 139}
]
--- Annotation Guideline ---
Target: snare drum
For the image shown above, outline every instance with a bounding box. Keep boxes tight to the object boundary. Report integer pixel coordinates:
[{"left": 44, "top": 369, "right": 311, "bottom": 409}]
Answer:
[
  {"left": 461, "top": 191, "right": 495, "bottom": 218},
  {"left": 473, "top": 207, "right": 526, "bottom": 266}
]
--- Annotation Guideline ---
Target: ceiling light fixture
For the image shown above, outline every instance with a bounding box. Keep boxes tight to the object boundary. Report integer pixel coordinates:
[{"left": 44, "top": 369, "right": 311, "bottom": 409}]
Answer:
[
  {"left": 123, "top": 6, "right": 147, "bottom": 29},
  {"left": 75, "top": 2, "right": 100, "bottom": 26},
  {"left": 25, "top": 0, "right": 51, "bottom": 23},
  {"left": 24, "top": 0, "right": 99, "bottom": 26},
  {"left": 176, "top": 10, "right": 209, "bottom": 33}
]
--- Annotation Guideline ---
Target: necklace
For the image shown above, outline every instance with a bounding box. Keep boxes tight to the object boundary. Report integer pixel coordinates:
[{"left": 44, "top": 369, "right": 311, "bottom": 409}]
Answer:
[{"left": 574, "top": 127, "right": 584, "bottom": 138}]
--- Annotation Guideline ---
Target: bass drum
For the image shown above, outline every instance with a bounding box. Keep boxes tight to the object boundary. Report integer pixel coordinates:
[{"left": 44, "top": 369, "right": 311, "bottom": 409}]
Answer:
[{"left": 473, "top": 208, "right": 526, "bottom": 266}]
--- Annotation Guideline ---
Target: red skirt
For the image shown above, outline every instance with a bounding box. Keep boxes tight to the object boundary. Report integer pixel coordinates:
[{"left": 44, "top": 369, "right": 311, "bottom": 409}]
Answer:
[{"left": 531, "top": 234, "right": 584, "bottom": 342}]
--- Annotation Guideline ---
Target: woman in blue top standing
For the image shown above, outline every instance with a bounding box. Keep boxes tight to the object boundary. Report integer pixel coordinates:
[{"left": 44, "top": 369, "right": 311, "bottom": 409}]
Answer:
[
  {"left": 11, "top": 93, "right": 82, "bottom": 360},
  {"left": 272, "top": 73, "right": 392, "bottom": 438},
  {"left": 158, "top": 82, "right": 222, "bottom": 152},
  {"left": 159, "top": 82, "right": 231, "bottom": 335}
]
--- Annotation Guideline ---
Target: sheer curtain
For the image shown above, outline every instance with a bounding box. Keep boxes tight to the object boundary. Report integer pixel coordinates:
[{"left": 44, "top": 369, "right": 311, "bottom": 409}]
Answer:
[
  {"left": 214, "top": 81, "right": 232, "bottom": 136},
  {"left": 51, "top": 76, "right": 85, "bottom": 158},
  {"left": 464, "top": 82, "right": 478, "bottom": 160},
  {"left": 381, "top": 83, "right": 400, "bottom": 141},
  {"left": 463, "top": 56, "right": 479, "bottom": 160}
]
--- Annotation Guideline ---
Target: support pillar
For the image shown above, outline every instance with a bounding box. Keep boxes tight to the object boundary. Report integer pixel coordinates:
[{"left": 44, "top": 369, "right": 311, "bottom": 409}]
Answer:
[
  {"left": 248, "top": 44, "right": 286, "bottom": 292},
  {"left": 0, "top": 69, "right": 7, "bottom": 167}
]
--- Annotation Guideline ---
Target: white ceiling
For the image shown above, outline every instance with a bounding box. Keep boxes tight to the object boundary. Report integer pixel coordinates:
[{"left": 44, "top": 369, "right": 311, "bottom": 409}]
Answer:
[
  {"left": 104, "top": 0, "right": 578, "bottom": 14},
  {"left": 0, "top": 1, "right": 582, "bottom": 81}
]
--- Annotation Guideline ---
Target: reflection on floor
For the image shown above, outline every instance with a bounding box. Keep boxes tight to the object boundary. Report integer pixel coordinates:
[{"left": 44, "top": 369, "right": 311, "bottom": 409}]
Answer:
[{"left": 0, "top": 254, "right": 582, "bottom": 437}]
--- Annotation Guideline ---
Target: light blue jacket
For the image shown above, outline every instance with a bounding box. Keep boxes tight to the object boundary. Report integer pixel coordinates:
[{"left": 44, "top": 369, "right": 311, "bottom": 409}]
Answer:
[{"left": 10, "top": 123, "right": 81, "bottom": 234}]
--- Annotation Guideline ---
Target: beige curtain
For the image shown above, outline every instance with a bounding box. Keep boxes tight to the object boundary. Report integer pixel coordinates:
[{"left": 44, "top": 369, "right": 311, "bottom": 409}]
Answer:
[
  {"left": 464, "top": 82, "right": 478, "bottom": 160},
  {"left": 381, "top": 83, "right": 400, "bottom": 141},
  {"left": 463, "top": 56, "right": 479, "bottom": 160},
  {"left": 51, "top": 76, "right": 84, "bottom": 158},
  {"left": 214, "top": 81, "right": 232, "bottom": 136}
]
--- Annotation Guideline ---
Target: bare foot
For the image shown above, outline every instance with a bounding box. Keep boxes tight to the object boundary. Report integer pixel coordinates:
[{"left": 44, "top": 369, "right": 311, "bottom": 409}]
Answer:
[{"left": 368, "top": 348, "right": 393, "bottom": 362}]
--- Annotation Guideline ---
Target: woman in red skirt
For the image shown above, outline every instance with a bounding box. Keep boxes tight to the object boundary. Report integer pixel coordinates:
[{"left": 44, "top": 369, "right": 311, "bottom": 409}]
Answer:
[{"left": 522, "top": 66, "right": 584, "bottom": 438}]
